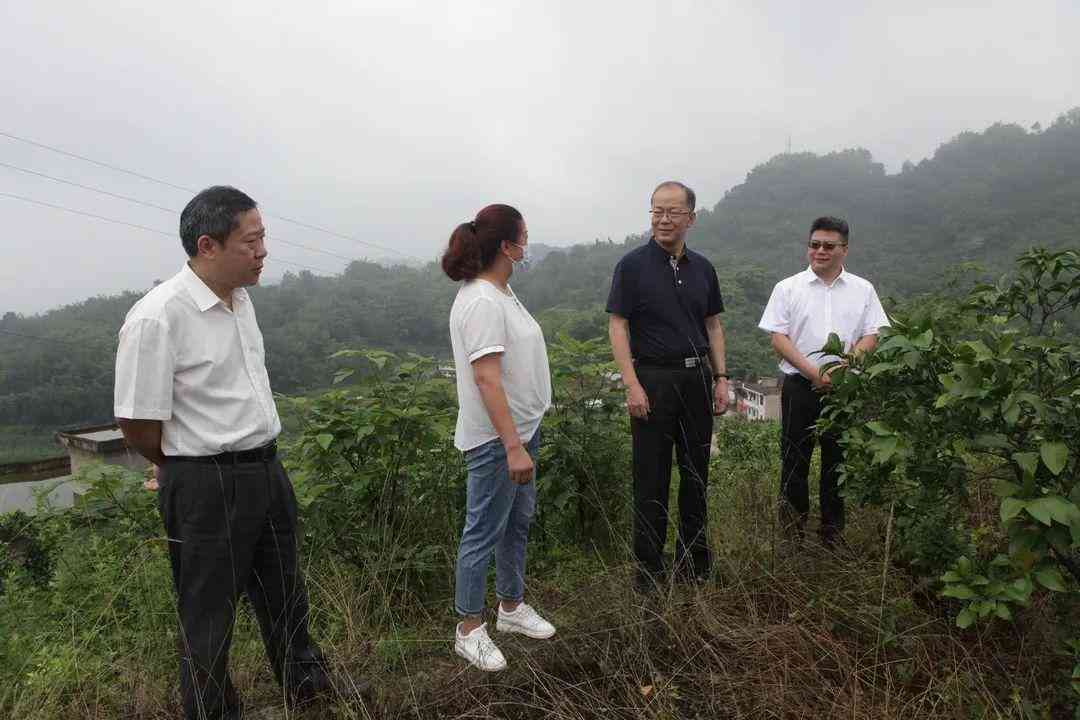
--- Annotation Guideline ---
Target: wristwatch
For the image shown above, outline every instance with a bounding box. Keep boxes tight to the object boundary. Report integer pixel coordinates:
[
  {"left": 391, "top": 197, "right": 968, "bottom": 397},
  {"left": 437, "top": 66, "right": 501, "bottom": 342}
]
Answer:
[{"left": 713, "top": 372, "right": 729, "bottom": 380}]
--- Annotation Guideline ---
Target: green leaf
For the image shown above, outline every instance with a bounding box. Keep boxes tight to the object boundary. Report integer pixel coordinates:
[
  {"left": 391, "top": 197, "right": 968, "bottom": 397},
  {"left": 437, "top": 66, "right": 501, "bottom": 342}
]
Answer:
[
  {"left": 1040, "top": 441, "right": 1069, "bottom": 476},
  {"left": 994, "top": 603, "right": 1012, "bottom": 621},
  {"left": 963, "top": 340, "right": 994, "bottom": 362},
  {"left": 1001, "top": 395, "right": 1021, "bottom": 425},
  {"left": 1012, "top": 452, "right": 1039, "bottom": 478},
  {"left": 870, "top": 436, "right": 900, "bottom": 464},
  {"left": 316, "top": 433, "right": 334, "bottom": 450},
  {"left": 867, "top": 362, "right": 898, "bottom": 378},
  {"left": 866, "top": 421, "right": 892, "bottom": 436},
  {"left": 1001, "top": 498, "right": 1027, "bottom": 523},
  {"left": 991, "top": 480, "right": 1020, "bottom": 498},
  {"left": 1025, "top": 498, "right": 1055, "bottom": 526},
  {"left": 956, "top": 607, "right": 976, "bottom": 628},
  {"left": 1035, "top": 567, "right": 1067, "bottom": 592},
  {"left": 1045, "top": 496, "right": 1080, "bottom": 525},
  {"left": 942, "top": 584, "right": 975, "bottom": 599}
]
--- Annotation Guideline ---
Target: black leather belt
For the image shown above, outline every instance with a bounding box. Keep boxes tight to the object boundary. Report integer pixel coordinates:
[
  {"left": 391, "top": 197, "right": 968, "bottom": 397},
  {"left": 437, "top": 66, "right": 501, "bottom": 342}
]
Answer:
[
  {"left": 635, "top": 356, "right": 709, "bottom": 370},
  {"left": 166, "top": 441, "right": 278, "bottom": 465}
]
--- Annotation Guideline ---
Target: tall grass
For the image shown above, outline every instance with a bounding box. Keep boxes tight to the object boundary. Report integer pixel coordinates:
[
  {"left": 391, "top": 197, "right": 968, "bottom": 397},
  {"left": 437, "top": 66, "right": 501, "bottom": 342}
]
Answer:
[{"left": 0, "top": 417, "right": 1069, "bottom": 718}]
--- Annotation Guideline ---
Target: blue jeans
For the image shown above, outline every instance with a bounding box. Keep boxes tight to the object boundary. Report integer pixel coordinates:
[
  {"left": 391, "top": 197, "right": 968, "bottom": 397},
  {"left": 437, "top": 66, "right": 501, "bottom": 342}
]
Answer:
[{"left": 454, "top": 430, "right": 540, "bottom": 616}]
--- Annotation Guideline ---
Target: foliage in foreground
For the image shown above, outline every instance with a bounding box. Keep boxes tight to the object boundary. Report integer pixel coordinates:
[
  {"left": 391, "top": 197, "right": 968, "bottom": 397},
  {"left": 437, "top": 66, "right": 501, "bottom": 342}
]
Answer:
[
  {"left": 0, "top": 296, "right": 1078, "bottom": 716},
  {"left": 822, "top": 247, "right": 1080, "bottom": 700}
]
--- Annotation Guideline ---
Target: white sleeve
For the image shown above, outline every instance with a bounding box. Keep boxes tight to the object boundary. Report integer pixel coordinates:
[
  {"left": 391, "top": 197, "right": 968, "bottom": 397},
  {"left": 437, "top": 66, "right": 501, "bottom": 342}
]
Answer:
[
  {"left": 861, "top": 285, "right": 890, "bottom": 336},
  {"left": 757, "top": 282, "right": 789, "bottom": 334},
  {"left": 460, "top": 296, "right": 507, "bottom": 363},
  {"left": 113, "top": 317, "right": 174, "bottom": 420}
]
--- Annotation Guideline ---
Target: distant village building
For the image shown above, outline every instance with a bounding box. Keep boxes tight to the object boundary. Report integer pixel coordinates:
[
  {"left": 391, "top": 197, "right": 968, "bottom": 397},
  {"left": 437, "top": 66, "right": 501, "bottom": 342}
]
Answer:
[{"left": 735, "top": 378, "right": 781, "bottom": 421}]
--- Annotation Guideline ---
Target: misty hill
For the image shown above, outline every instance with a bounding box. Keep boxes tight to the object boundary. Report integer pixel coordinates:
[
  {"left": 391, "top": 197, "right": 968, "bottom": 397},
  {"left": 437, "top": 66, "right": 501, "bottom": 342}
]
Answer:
[
  {"left": 691, "top": 108, "right": 1080, "bottom": 296},
  {"left": 2, "top": 109, "right": 1079, "bottom": 428}
]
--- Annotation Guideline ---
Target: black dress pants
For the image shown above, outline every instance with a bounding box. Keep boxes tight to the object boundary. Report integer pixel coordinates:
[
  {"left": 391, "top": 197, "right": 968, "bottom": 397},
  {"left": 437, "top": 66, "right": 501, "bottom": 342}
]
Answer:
[
  {"left": 631, "top": 365, "right": 713, "bottom": 586},
  {"left": 158, "top": 456, "right": 327, "bottom": 720},
  {"left": 779, "top": 373, "right": 844, "bottom": 539}
]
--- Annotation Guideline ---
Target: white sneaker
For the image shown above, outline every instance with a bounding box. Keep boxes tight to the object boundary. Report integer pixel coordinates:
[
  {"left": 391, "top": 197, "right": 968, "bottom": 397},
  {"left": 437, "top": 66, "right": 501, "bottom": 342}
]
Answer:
[
  {"left": 496, "top": 603, "right": 556, "bottom": 639},
  {"left": 455, "top": 622, "right": 507, "bottom": 672}
]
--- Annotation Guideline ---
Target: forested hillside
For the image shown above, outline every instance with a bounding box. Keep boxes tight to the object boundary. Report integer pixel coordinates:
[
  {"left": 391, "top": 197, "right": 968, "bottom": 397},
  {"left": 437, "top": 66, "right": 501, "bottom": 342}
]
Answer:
[{"left": 2, "top": 109, "right": 1079, "bottom": 428}]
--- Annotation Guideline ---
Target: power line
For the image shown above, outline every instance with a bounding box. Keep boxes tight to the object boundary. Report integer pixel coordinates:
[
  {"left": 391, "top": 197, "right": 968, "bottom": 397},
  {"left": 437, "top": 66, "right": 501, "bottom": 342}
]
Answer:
[
  {"left": 0, "top": 129, "right": 424, "bottom": 260},
  {"left": 0, "top": 130, "right": 193, "bottom": 193},
  {"left": 0, "top": 190, "right": 176, "bottom": 237},
  {"left": 0, "top": 160, "right": 176, "bottom": 213},
  {"left": 0, "top": 191, "right": 338, "bottom": 275},
  {"left": 0, "top": 161, "right": 362, "bottom": 264}
]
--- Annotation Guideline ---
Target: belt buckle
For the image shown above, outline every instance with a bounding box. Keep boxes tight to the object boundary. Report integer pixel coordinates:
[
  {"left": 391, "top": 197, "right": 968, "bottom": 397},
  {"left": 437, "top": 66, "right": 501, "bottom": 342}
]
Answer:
[{"left": 684, "top": 356, "right": 699, "bottom": 369}]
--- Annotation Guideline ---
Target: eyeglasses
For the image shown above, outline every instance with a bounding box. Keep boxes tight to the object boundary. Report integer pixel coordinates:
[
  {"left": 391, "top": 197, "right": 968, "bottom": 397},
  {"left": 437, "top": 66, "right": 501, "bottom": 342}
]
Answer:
[
  {"left": 808, "top": 240, "right": 847, "bottom": 251},
  {"left": 650, "top": 208, "right": 692, "bottom": 221}
]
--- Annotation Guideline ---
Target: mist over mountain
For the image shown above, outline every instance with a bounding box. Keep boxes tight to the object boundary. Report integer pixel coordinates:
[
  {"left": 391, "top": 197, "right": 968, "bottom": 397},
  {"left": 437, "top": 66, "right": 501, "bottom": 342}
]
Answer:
[{"left": 2, "top": 111, "right": 1079, "bottom": 428}]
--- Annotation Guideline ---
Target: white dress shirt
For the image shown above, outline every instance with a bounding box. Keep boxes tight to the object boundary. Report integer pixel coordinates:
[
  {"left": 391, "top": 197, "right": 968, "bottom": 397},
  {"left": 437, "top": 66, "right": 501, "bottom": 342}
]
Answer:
[
  {"left": 114, "top": 263, "right": 281, "bottom": 457},
  {"left": 449, "top": 279, "right": 552, "bottom": 451},
  {"left": 758, "top": 267, "right": 890, "bottom": 376}
]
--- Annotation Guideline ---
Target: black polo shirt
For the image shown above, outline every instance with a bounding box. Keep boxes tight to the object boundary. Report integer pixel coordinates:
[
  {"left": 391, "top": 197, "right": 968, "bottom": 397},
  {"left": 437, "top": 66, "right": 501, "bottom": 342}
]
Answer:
[{"left": 606, "top": 238, "right": 724, "bottom": 362}]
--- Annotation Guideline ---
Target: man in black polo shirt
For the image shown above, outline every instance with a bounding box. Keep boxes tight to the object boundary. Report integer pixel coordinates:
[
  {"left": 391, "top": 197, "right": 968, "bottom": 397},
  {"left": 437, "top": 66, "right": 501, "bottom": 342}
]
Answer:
[{"left": 607, "top": 180, "right": 729, "bottom": 591}]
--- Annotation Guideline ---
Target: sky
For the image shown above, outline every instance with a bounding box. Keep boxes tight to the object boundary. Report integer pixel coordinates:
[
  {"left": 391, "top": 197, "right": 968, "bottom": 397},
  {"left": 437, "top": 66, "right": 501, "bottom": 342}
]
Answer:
[{"left": 1, "top": 0, "right": 1077, "bottom": 316}]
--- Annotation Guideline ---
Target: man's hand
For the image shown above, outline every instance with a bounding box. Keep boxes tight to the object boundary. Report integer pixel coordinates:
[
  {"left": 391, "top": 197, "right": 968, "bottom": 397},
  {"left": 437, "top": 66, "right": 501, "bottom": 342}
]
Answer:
[
  {"left": 811, "top": 366, "right": 836, "bottom": 392},
  {"left": 712, "top": 378, "right": 730, "bottom": 415},
  {"left": 507, "top": 445, "right": 534, "bottom": 485},
  {"left": 144, "top": 464, "right": 160, "bottom": 491},
  {"left": 626, "top": 383, "right": 651, "bottom": 419}
]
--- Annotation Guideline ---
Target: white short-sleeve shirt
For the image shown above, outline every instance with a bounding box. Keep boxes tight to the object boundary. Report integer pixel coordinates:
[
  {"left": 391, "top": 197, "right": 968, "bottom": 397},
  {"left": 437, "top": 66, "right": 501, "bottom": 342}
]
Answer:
[
  {"left": 758, "top": 267, "right": 890, "bottom": 376},
  {"left": 449, "top": 279, "right": 552, "bottom": 451},
  {"left": 114, "top": 263, "right": 281, "bottom": 457}
]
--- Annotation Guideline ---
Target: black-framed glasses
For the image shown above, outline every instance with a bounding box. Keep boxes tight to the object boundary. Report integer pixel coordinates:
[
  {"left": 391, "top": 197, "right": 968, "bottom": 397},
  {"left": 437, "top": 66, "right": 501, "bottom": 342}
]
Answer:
[
  {"left": 650, "top": 208, "right": 691, "bottom": 221},
  {"left": 808, "top": 240, "right": 847, "bottom": 251}
]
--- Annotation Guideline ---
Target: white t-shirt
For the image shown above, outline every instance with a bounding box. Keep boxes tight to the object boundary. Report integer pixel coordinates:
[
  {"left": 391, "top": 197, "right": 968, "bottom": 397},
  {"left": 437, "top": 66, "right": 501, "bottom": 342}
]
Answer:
[
  {"left": 114, "top": 263, "right": 281, "bottom": 456},
  {"left": 449, "top": 279, "right": 552, "bottom": 451},
  {"left": 758, "top": 267, "right": 890, "bottom": 376}
]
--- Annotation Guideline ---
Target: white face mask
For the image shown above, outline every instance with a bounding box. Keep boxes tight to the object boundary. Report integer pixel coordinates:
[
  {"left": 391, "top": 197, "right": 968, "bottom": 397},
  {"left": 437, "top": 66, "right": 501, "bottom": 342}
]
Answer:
[{"left": 506, "top": 244, "right": 532, "bottom": 272}]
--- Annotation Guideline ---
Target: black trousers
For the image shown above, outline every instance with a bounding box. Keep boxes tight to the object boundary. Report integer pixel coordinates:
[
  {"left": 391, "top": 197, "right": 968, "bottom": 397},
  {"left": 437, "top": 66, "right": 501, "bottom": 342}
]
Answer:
[
  {"left": 158, "top": 456, "right": 327, "bottom": 720},
  {"left": 779, "top": 374, "right": 844, "bottom": 538},
  {"left": 631, "top": 365, "right": 713, "bottom": 584}
]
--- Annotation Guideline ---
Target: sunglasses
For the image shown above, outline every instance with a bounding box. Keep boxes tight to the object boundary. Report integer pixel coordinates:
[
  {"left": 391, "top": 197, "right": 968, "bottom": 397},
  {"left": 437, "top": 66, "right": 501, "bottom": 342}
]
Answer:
[{"left": 808, "top": 240, "right": 847, "bottom": 251}]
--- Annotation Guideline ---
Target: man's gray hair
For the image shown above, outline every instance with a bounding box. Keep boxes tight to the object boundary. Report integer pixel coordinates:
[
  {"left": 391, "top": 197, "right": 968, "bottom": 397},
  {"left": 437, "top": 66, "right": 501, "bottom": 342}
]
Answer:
[{"left": 651, "top": 181, "right": 696, "bottom": 211}]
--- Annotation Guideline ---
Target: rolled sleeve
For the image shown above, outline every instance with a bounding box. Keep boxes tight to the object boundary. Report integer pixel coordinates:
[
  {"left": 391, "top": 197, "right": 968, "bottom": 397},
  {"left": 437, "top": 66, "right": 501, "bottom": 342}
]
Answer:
[
  {"left": 757, "top": 282, "right": 790, "bottom": 334},
  {"left": 461, "top": 297, "right": 506, "bottom": 364},
  {"left": 114, "top": 317, "right": 174, "bottom": 420},
  {"left": 861, "top": 286, "right": 890, "bottom": 336}
]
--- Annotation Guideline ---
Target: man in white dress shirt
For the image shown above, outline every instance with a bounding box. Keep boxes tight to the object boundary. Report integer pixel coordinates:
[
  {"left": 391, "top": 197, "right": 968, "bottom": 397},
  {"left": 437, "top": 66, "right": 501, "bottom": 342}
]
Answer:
[
  {"left": 114, "top": 186, "right": 334, "bottom": 719},
  {"left": 757, "top": 216, "right": 889, "bottom": 546}
]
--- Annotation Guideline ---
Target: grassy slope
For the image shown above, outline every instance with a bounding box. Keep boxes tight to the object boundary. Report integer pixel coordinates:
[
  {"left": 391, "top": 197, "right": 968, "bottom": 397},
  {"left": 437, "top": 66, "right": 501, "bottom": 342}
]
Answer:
[{"left": 0, "top": 419, "right": 1069, "bottom": 719}]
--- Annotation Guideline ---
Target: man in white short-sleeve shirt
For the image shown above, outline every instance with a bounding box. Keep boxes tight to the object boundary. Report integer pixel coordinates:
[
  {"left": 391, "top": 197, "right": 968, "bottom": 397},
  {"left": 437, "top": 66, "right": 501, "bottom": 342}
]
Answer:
[
  {"left": 757, "top": 216, "right": 889, "bottom": 546},
  {"left": 114, "top": 186, "right": 339, "bottom": 719}
]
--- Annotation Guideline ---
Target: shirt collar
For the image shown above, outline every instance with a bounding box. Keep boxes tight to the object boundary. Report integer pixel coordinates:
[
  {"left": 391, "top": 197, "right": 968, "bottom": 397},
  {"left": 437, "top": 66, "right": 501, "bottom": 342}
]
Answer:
[
  {"left": 804, "top": 266, "right": 847, "bottom": 287},
  {"left": 180, "top": 262, "right": 233, "bottom": 312},
  {"left": 648, "top": 236, "right": 691, "bottom": 264}
]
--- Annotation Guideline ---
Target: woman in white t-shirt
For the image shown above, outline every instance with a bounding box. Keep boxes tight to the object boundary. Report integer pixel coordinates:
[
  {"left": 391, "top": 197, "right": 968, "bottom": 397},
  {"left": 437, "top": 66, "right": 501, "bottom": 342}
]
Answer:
[{"left": 442, "top": 203, "right": 555, "bottom": 672}]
